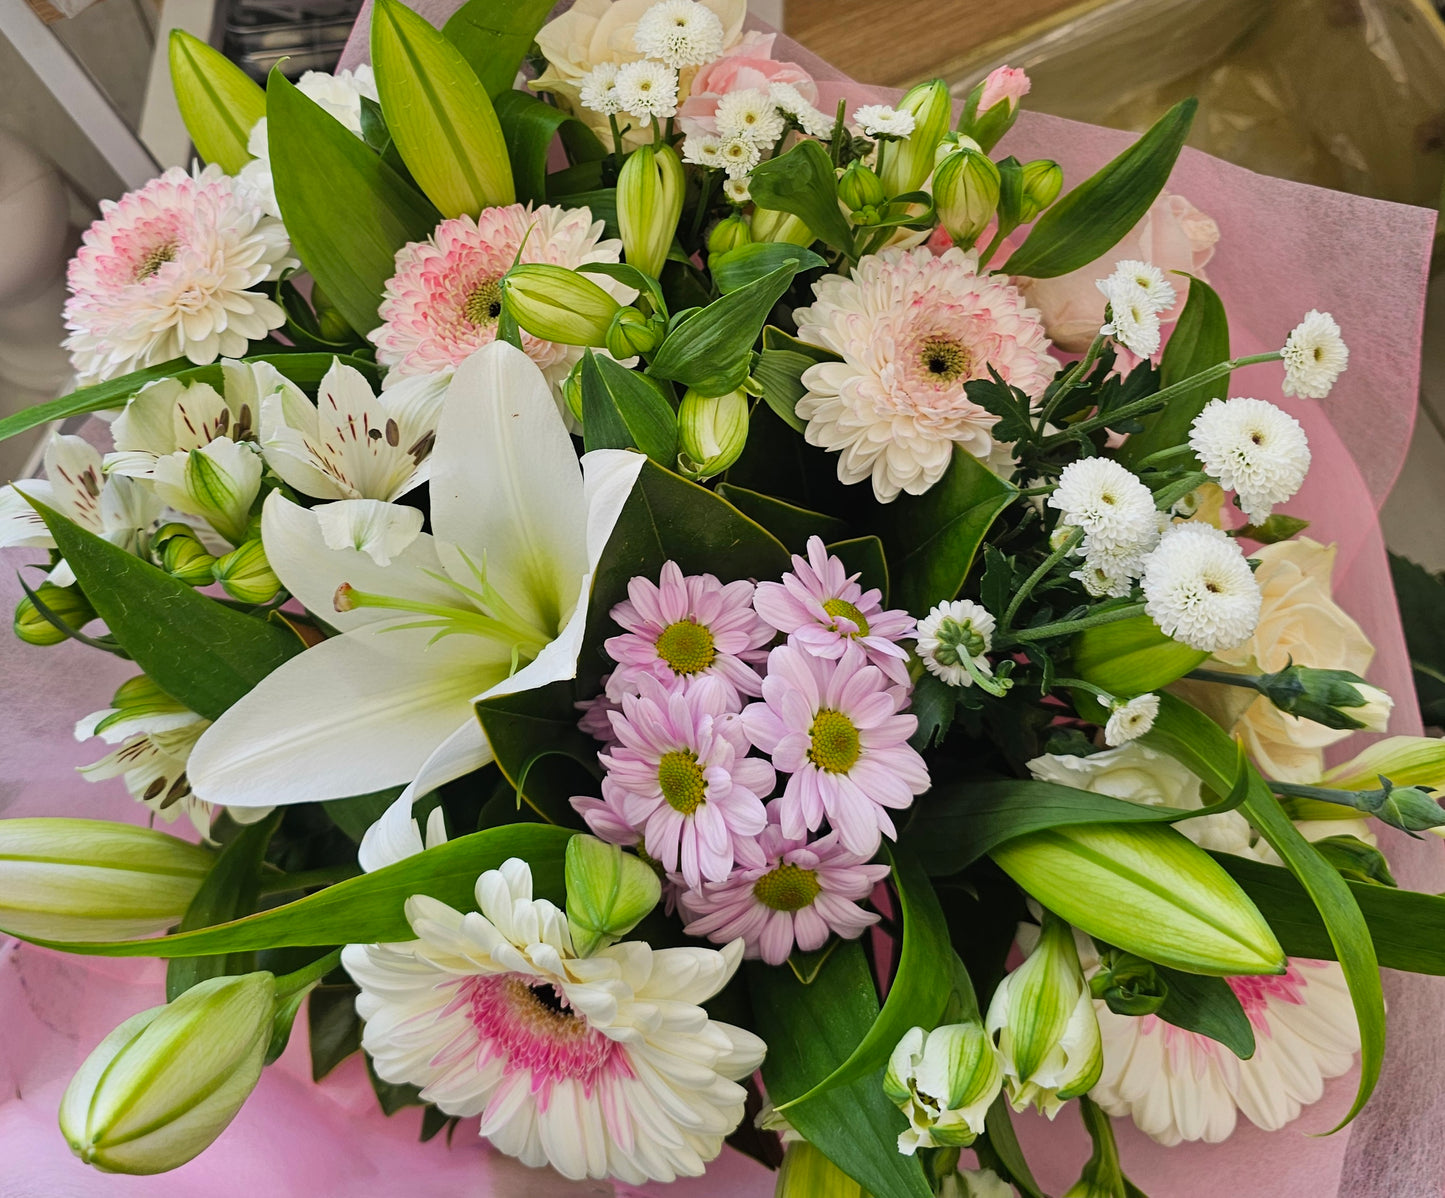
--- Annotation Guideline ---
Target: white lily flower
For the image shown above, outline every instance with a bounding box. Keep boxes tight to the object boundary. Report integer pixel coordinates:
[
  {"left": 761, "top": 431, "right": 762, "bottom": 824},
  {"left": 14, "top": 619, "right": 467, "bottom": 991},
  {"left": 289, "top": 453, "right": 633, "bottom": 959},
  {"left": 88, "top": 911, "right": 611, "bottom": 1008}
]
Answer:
[
  {"left": 258, "top": 360, "right": 447, "bottom": 502},
  {"left": 188, "top": 343, "right": 647, "bottom": 848},
  {"left": 313, "top": 498, "right": 425, "bottom": 567}
]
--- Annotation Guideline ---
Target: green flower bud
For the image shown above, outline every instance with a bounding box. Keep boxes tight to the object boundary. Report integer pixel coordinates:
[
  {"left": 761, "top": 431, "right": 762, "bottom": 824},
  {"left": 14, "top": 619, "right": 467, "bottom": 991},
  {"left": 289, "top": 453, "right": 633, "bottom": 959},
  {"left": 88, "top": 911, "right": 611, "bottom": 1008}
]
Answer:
[
  {"left": 1256, "top": 663, "right": 1393, "bottom": 732},
  {"left": 151, "top": 439, "right": 263, "bottom": 546},
  {"left": 932, "top": 147, "right": 1001, "bottom": 248},
  {"left": 1072, "top": 613, "right": 1208, "bottom": 697},
  {"left": 502, "top": 264, "right": 621, "bottom": 347},
  {"left": 14, "top": 582, "right": 96, "bottom": 645},
  {"left": 309, "top": 280, "right": 354, "bottom": 344},
  {"left": 564, "top": 834, "right": 662, "bottom": 957},
  {"left": 1089, "top": 947, "right": 1168, "bottom": 1017},
  {"left": 605, "top": 306, "right": 665, "bottom": 359},
  {"left": 1018, "top": 158, "right": 1063, "bottom": 222},
  {"left": 707, "top": 213, "right": 751, "bottom": 257},
  {"left": 884, "top": 1021, "right": 1004, "bottom": 1154},
  {"left": 678, "top": 387, "right": 749, "bottom": 480},
  {"left": 776, "top": 1140, "right": 866, "bottom": 1198},
  {"left": 618, "top": 143, "right": 685, "bottom": 279},
  {"left": 838, "top": 161, "right": 887, "bottom": 212},
  {"left": 562, "top": 359, "right": 586, "bottom": 425},
  {"left": 881, "top": 79, "right": 952, "bottom": 196},
  {"left": 159, "top": 526, "right": 218, "bottom": 585},
  {"left": 751, "top": 207, "right": 813, "bottom": 246},
  {"left": 958, "top": 67, "right": 1030, "bottom": 153},
  {"left": 0, "top": 818, "right": 212, "bottom": 941},
  {"left": 60, "top": 972, "right": 276, "bottom": 1174},
  {"left": 212, "top": 539, "right": 281, "bottom": 604}
]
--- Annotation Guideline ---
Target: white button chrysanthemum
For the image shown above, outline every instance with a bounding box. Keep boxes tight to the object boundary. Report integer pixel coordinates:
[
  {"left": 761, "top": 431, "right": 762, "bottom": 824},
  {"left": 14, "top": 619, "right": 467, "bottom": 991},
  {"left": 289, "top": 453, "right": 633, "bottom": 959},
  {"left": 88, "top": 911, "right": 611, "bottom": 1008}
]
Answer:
[
  {"left": 916, "top": 599, "right": 995, "bottom": 688},
  {"left": 718, "top": 134, "right": 762, "bottom": 178},
  {"left": 1104, "top": 693, "right": 1160, "bottom": 746},
  {"left": 342, "top": 858, "right": 765, "bottom": 1185},
  {"left": 715, "top": 87, "right": 786, "bottom": 146},
  {"left": 1188, "top": 396, "right": 1311, "bottom": 523},
  {"left": 853, "top": 103, "right": 916, "bottom": 138},
  {"left": 1101, "top": 259, "right": 1176, "bottom": 315},
  {"left": 682, "top": 131, "right": 725, "bottom": 168},
  {"left": 1281, "top": 309, "right": 1348, "bottom": 399},
  {"left": 722, "top": 176, "right": 752, "bottom": 204},
  {"left": 1048, "top": 458, "right": 1160, "bottom": 560},
  {"left": 1140, "top": 523, "right": 1262, "bottom": 652},
  {"left": 1096, "top": 278, "right": 1162, "bottom": 358},
  {"left": 632, "top": 0, "right": 725, "bottom": 68},
  {"left": 578, "top": 62, "right": 622, "bottom": 115},
  {"left": 770, "top": 82, "right": 835, "bottom": 138},
  {"left": 614, "top": 59, "right": 679, "bottom": 121}
]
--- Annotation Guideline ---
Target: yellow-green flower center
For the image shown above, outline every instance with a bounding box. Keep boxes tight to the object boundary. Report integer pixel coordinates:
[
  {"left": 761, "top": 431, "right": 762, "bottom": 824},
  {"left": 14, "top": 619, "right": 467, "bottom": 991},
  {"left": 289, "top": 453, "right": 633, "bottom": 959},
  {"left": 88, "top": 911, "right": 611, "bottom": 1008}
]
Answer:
[
  {"left": 808, "top": 708, "right": 861, "bottom": 774},
  {"left": 136, "top": 241, "right": 178, "bottom": 282},
  {"left": 752, "top": 862, "right": 822, "bottom": 912},
  {"left": 931, "top": 616, "right": 986, "bottom": 668},
  {"left": 658, "top": 749, "right": 707, "bottom": 815},
  {"left": 464, "top": 278, "right": 505, "bottom": 326},
  {"left": 655, "top": 619, "right": 716, "bottom": 676},
  {"left": 919, "top": 334, "right": 971, "bottom": 382},
  {"left": 821, "top": 596, "right": 870, "bottom": 636}
]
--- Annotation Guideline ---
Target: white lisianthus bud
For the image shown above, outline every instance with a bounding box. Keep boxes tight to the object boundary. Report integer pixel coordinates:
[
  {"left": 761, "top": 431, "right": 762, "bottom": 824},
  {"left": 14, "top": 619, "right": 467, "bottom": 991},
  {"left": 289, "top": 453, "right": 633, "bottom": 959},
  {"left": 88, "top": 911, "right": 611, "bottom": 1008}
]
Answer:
[
  {"left": 502, "top": 264, "right": 621, "bottom": 347},
  {"left": 564, "top": 834, "right": 661, "bottom": 957},
  {"left": 880, "top": 79, "right": 952, "bottom": 196},
  {"left": 60, "top": 972, "right": 276, "bottom": 1174},
  {"left": 150, "top": 437, "right": 263, "bottom": 546},
  {"left": 0, "top": 818, "right": 212, "bottom": 941},
  {"left": 678, "top": 387, "right": 750, "bottom": 480},
  {"left": 932, "top": 147, "right": 1001, "bottom": 248},
  {"left": 883, "top": 1021, "right": 1004, "bottom": 1153},
  {"left": 985, "top": 912, "right": 1103, "bottom": 1118},
  {"left": 618, "top": 143, "right": 685, "bottom": 279}
]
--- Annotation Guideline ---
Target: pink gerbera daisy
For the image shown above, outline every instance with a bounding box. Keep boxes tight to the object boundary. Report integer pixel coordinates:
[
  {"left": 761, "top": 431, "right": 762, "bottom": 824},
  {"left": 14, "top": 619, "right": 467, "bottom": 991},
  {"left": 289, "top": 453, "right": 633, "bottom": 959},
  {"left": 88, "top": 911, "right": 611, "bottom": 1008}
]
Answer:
[
  {"left": 753, "top": 535, "right": 916, "bottom": 684},
  {"left": 597, "top": 677, "right": 774, "bottom": 889},
  {"left": 740, "top": 642, "right": 929, "bottom": 856},
  {"left": 604, "top": 561, "right": 773, "bottom": 706},
  {"left": 678, "top": 819, "right": 890, "bottom": 964},
  {"left": 370, "top": 202, "right": 630, "bottom": 398}
]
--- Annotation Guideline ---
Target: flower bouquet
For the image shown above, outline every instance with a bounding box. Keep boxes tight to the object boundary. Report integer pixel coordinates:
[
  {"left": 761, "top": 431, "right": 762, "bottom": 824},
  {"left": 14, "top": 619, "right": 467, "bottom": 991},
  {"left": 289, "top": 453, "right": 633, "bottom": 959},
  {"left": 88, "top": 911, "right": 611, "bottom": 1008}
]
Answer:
[{"left": 1, "top": 1, "right": 1442, "bottom": 1194}]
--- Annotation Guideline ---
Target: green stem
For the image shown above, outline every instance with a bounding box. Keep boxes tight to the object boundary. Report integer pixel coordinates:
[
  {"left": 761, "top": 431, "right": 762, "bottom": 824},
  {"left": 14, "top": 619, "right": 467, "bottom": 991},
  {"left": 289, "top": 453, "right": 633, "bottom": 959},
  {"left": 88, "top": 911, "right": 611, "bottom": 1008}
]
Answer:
[
  {"left": 1055, "top": 676, "right": 1118, "bottom": 704},
  {"left": 688, "top": 169, "right": 719, "bottom": 245},
  {"left": 275, "top": 947, "right": 343, "bottom": 998},
  {"left": 977, "top": 225, "right": 1009, "bottom": 269},
  {"left": 1132, "top": 442, "right": 1197, "bottom": 471},
  {"left": 258, "top": 863, "right": 361, "bottom": 895},
  {"left": 1037, "top": 332, "right": 1107, "bottom": 434},
  {"left": 1002, "top": 525, "right": 1084, "bottom": 631},
  {"left": 608, "top": 114, "right": 626, "bottom": 160},
  {"left": 998, "top": 601, "right": 1148, "bottom": 647},
  {"left": 1151, "top": 470, "right": 1211, "bottom": 513}
]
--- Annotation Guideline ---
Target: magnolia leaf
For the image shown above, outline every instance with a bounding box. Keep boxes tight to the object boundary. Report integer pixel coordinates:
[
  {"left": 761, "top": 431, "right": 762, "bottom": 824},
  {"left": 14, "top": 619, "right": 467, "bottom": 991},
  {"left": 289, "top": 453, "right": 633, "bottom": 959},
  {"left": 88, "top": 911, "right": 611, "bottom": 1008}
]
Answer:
[
  {"left": 713, "top": 484, "right": 850, "bottom": 552},
  {"left": 827, "top": 535, "right": 889, "bottom": 602},
  {"left": 168, "top": 30, "right": 266, "bottom": 174}
]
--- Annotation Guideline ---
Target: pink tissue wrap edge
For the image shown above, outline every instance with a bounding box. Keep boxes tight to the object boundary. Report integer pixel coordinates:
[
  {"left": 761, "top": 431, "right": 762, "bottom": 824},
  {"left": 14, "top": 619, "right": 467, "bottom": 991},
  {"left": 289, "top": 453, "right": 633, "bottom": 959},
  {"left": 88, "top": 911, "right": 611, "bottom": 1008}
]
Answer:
[{"left": 0, "top": 7, "right": 1438, "bottom": 1195}]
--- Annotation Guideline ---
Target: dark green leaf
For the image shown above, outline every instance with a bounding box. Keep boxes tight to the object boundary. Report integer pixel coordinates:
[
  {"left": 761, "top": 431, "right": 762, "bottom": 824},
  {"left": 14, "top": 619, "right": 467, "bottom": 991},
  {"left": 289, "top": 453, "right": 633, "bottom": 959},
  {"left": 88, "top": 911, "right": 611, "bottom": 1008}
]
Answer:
[
  {"left": 906, "top": 670, "right": 957, "bottom": 752},
  {"left": 747, "top": 139, "right": 857, "bottom": 256},
  {"left": 556, "top": 187, "right": 619, "bottom": 239},
  {"left": 981, "top": 1098, "right": 1046, "bottom": 1198},
  {"left": 963, "top": 373, "right": 1033, "bottom": 445},
  {"left": 710, "top": 241, "right": 827, "bottom": 293},
  {"left": 368, "top": 1057, "right": 426, "bottom": 1114},
  {"left": 442, "top": 0, "right": 555, "bottom": 99},
  {"left": 751, "top": 326, "right": 840, "bottom": 434},
  {"left": 1389, "top": 552, "right": 1445, "bottom": 727},
  {"left": 579, "top": 351, "right": 677, "bottom": 465},
  {"left": 1152, "top": 965, "right": 1255, "bottom": 1059},
  {"left": 827, "top": 535, "right": 889, "bottom": 602},
  {"left": 419, "top": 1105, "right": 459, "bottom": 1142},
  {"left": 713, "top": 484, "right": 850, "bottom": 552},
  {"left": 786, "top": 940, "right": 840, "bottom": 985},
  {"left": 493, "top": 88, "right": 605, "bottom": 205},
  {"left": 323, "top": 788, "right": 405, "bottom": 842},
  {"left": 1235, "top": 513, "right": 1310, "bottom": 545},
  {"left": 308, "top": 983, "right": 363, "bottom": 1080},
  {"left": 473, "top": 680, "right": 598, "bottom": 826}
]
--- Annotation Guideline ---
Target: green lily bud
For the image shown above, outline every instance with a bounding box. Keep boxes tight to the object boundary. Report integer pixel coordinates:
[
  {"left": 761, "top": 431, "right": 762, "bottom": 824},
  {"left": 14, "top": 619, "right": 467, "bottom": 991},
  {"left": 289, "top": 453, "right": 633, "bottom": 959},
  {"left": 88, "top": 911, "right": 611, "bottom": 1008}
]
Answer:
[
  {"left": 838, "top": 161, "right": 887, "bottom": 212},
  {"left": 751, "top": 207, "right": 814, "bottom": 246},
  {"left": 1089, "top": 947, "right": 1168, "bottom": 1017},
  {"left": 605, "top": 306, "right": 665, "bottom": 359},
  {"left": 309, "top": 281, "right": 354, "bottom": 344},
  {"left": 1322, "top": 734, "right": 1445, "bottom": 792},
  {"left": 157, "top": 524, "right": 217, "bottom": 585},
  {"left": 880, "top": 79, "right": 952, "bottom": 196},
  {"left": 678, "top": 387, "right": 749, "bottom": 480},
  {"left": 60, "top": 972, "right": 276, "bottom": 1174},
  {"left": 985, "top": 911, "right": 1102, "bottom": 1117},
  {"left": 212, "top": 539, "right": 281, "bottom": 604},
  {"left": 1018, "top": 158, "right": 1063, "bottom": 222},
  {"left": 0, "top": 818, "right": 212, "bottom": 941},
  {"left": 14, "top": 582, "right": 96, "bottom": 645},
  {"left": 1073, "top": 613, "right": 1208, "bottom": 697},
  {"left": 564, "top": 834, "right": 661, "bottom": 957},
  {"left": 562, "top": 359, "right": 586, "bottom": 425},
  {"left": 617, "top": 143, "right": 685, "bottom": 279},
  {"left": 883, "top": 1021, "right": 1004, "bottom": 1154},
  {"left": 932, "top": 147, "right": 1001, "bottom": 248},
  {"left": 1256, "top": 663, "right": 1393, "bottom": 732},
  {"left": 151, "top": 439, "right": 263, "bottom": 546},
  {"left": 775, "top": 1140, "right": 866, "bottom": 1198},
  {"left": 708, "top": 213, "right": 751, "bottom": 257},
  {"left": 502, "top": 264, "right": 621, "bottom": 347}
]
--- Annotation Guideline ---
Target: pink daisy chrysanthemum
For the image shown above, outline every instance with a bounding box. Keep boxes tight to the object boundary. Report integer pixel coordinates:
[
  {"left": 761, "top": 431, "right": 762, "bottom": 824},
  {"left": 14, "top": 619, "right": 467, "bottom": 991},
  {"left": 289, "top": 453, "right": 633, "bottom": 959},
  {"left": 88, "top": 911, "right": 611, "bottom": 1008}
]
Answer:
[
  {"left": 596, "top": 677, "right": 773, "bottom": 889},
  {"left": 575, "top": 676, "right": 623, "bottom": 747},
  {"left": 792, "top": 246, "right": 1059, "bottom": 502},
  {"left": 678, "top": 819, "right": 890, "bottom": 964},
  {"left": 63, "top": 164, "right": 293, "bottom": 385},
  {"left": 369, "top": 202, "right": 631, "bottom": 398},
  {"left": 604, "top": 561, "right": 773, "bottom": 706},
  {"left": 740, "top": 642, "right": 929, "bottom": 856},
  {"left": 753, "top": 535, "right": 915, "bottom": 685}
]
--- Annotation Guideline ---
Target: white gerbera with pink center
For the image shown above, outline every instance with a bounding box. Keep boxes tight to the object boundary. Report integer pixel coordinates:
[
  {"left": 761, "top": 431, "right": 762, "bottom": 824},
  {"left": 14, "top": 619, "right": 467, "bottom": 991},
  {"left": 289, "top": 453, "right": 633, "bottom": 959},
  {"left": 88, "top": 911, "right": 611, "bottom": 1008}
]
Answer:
[
  {"left": 342, "top": 858, "right": 765, "bottom": 1184},
  {"left": 63, "top": 164, "right": 293, "bottom": 385},
  {"left": 741, "top": 641, "right": 929, "bottom": 856},
  {"left": 753, "top": 535, "right": 915, "bottom": 685},
  {"left": 793, "top": 246, "right": 1058, "bottom": 503},
  {"left": 678, "top": 818, "right": 889, "bottom": 963},
  {"left": 596, "top": 677, "right": 773, "bottom": 888},
  {"left": 604, "top": 560, "right": 773, "bottom": 706},
  {"left": 1090, "top": 957, "right": 1359, "bottom": 1145},
  {"left": 370, "top": 202, "right": 630, "bottom": 398}
]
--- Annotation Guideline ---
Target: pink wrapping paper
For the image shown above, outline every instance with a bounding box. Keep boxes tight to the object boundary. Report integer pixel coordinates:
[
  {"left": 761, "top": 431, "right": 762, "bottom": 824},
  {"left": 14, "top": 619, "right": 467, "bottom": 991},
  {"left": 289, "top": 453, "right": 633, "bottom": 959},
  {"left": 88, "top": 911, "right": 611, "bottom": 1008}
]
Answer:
[{"left": 1, "top": 9, "right": 1438, "bottom": 1195}]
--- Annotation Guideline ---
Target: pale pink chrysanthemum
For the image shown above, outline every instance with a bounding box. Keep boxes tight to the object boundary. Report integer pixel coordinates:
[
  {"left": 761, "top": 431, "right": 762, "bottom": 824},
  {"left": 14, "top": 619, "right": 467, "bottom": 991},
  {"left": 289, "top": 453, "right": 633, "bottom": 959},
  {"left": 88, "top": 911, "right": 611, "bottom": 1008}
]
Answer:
[
  {"left": 753, "top": 535, "right": 915, "bottom": 684},
  {"left": 597, "top": 677, "right": 773, "bottom": 889},
  {"left": 604, "top": 561, "right": 773, "bottom": 706},
  {"left": 575, "top": 675, "right": 623, "bottom": 747},
  {"left": 63, "top": 164, "right": 293, "bottom": 385},
  {"left": 370, "top": 202, "right": 630, "bottom": 398},
  {"left": 678, "top": 819, "right": 890, "bottom": 964},
  {"left": 740, "top": 641, "right": 929, "bottom": 856},
  {"left": 793, "top": 246, "right": 1058, "bottom": 503}
]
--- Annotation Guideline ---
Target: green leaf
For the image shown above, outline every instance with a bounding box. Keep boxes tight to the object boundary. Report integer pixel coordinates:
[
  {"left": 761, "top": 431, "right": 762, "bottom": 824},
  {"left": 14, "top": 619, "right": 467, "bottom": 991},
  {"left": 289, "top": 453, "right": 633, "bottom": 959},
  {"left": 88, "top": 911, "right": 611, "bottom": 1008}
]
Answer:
[
  {"left": 713, "top": 484, "right": 850, "bottom": 552},
  {"left": 308, "top": 983, "right": 363, "bottom": 1080},
  {"left": 1072, "top": 612, "right": 1208, "bottom": 697},
  {"left": 492, "top": 88, "right": 604, "bottom": 206},
  {"left": 1388, "top": 552, "right": 1445, "bottom": 727},
  {"left": 828, "top": 535, "right": 889, "bottom": 602},
  {"left": 748, "top": 139, "right": 857, "bottom": 256},
  {"left": 1001, "top": 99, "right": 1197, "bottom": 279},
  {"left": 749, "top": 942, "right": 931, "bottom": 1198},
  {"left": 166, "top": 812, "right": 282, "bottom": 1001},
  {"left": 579, "top": 351, "right": 677, "bottom": 466},
  {"left": 556, "top": 187, "right": 619, "bottom": 239},
  {"left": 710, "top": 241, "right": 827, "bottom": 293},
  {"left": 7, "top": 823, "right": 576, "bottom": 956},
  {"left": 442, "top": 0, "right": 555, "bottom": 99},
  {"left": 1235, "top": 513, "right": 1310, "bottom": 545},
  {"left": 168, "top": 30, "right": 265, "bottom": 174},
  {"left": 323, "top": 788, "right": 405, "bottom": 843},
  {"left": 267, "top": 68, "right": 440, "bottom": 337},
  {"left": 874, "top": 447, "right": 1016, "bottom": 614},
  {"left": 31, "top": 501, "right": 299, "bottom": 721},
  {"left": 752, "top": 326, "right": 840, "bottom": 434},
  {"left": 647, "top": 264, "right": 800, "bottom": 397},
  {"left": 1142, "top": 693, "right": 1384, "bottom": 1127},
  {"left": 1117, "top": 274, "right": 1229, "bottom": 467},
  {"left": 368, "top": 1057, "right": 426, "bottom": 1114},
  {"left": 1152, "top": 964, "right": 1255, "bottom": 1059},
  {"left": 473, "top": 681, "right": 597, "bottom": 826}
]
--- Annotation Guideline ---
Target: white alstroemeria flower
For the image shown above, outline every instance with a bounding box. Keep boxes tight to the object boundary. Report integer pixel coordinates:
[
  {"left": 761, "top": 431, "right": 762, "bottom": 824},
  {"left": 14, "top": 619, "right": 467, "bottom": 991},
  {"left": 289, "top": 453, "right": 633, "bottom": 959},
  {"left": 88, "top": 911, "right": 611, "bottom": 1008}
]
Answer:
[
  {"left": 259, "top": 360, "right": 447, "bottom": 502},
  {"left": 150, "top": 436, "right": 264, "bottom": 546},
  {"left": 1, "top": 434, "right": 160, "bottom": 586},
  {"left": 188, "top": 342, "right": 647, "bottom": 846}
]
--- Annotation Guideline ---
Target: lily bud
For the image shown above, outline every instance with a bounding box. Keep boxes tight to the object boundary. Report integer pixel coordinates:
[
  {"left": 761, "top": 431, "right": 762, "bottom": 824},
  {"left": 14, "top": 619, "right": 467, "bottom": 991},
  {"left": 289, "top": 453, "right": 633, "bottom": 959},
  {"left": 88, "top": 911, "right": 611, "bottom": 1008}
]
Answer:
[
  {"left": 1088, "top": 947, "right": 1168, "bottom": 1016},
  {"left": 562, "top": 359, "right": 586, "bottom": 425},
  {"left": 775, "top": 1141, "right": 866, "bottom": 1198},
  {"left": 156, "top": 523, "right": 217, "bottom": 586},
  {"left": 14, "top": 582, "right": 96, "bottom": 645},
  {"left": 881, "top": 79, "right": 952, "bottom": 196},
  {"left": 617, "top": 143, "right": 685, "bottom": 279},
  {"left": 565, "top": 834, "right": 661, "bottom": 957},
  {"left": 309, "top": 281, "right": 354, "bottom": 344},
  {"left": 838, "top": 161, "right": 887, "bottom": 212},
  {"left": 751, "top": 207, "right": 814, "bottom": 246},
  {"left": 502, "top": 264, "right": 620, "bottom": 347},
  {"left": 0, "top": 818, "right": 212, "bottom": 941},
  {"left": 883, "top": 1021, "right": 1004, "bottom": 1153},
  {"left": 1072, "top": 613, "right": 1208, "bottom": 697},
  {"left": 605, "top": 306, "right": 665, "bottom": 359},
  {"left": 708, "top": 213, "right": 751, "bottom": 257},
  {"left": 1256, "top": 664, "right": 1393, "bottom": 732},
  {"left": 1018, "top": 158, "right": 1063, "bottom": 222},
  {"left": 212, "top": 539, "right": 281, "bottom": 604},
  {"left": 1322, "top": 735, "right": 1445, "bottom": 793},
  {"left": 678, "top": 387, "right": 749, "bottom": 480},
  {"left": 151, "top": 438, "right": 263, "bottom": 546},
  {"left": 933, "top": 147, "right": 1001, "bottom": 248},
  {"left": 60, "top": 972, "right": 276, "bottom": 1174},
  {"left": 958, "top": 65, "right": 1030, "bottom": 153}
]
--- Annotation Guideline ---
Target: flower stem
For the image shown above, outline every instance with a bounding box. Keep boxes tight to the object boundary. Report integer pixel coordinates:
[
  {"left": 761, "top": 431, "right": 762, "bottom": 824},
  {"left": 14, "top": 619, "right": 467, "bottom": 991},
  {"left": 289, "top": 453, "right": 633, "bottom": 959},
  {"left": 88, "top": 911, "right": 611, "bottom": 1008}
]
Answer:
[
  {"left": 1037, "top": 333, "right": 1108, "bottom": 434},
  {"left": 1055, "top": 676, "right": 1117, "bottom": 704},
  {"left": 1002, "top": 525, "right": 1084, "bottom": 632},
  {"left": 275, "top": 948, "right": 344, "bottom": 998},
  {"left": 1186, "top": 667, "right": 1262, "bottom": 690},
  {"left": 998, "top": 601, "right": 1148, "bottom": 647},
  {"left": 1150, "top": 470, "right": 1211, "bottom": 513}
]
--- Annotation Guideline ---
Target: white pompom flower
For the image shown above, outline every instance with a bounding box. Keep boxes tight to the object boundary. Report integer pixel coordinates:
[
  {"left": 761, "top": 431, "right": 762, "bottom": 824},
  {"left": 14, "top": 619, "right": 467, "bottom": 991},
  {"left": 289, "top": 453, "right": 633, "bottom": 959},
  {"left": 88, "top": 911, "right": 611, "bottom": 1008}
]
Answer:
[
  {"left": 853, "top": 104, "right": 916, "bottom": 139},
  {"left": 715, "top": 88, "right": 786, "bottom": 146},
  {"left": 722, "top": 177, "right": 751, "bottom": 205},
  {"left": 916, "top": 599, "right": 995, "bottom": 688},
  {"left": 1281, "top": 310, "right": 1348, "bottom": 399},
  {"left": 578, "top": 62, "right": 622, "bottom": 115},
  {"left": 614, "top": 59, "right": 679, "bottom": 121},
  {"left": 1104, "top": 693, "right": 1160, "bottom": 746},
  {"left": 1140, "top": 523, "right": 1262, "bottom": 653},
  {"left": 682, "top": 131, "right": 725, "bottom": 168},
  {"left": 770, "top": 82, "right": 834, "bottom": 138},
  {"left": 1048, "top": 457, "right": 1161, "bottom": 581},
  {"left": 1188, "top": 396, "right": 1311, "bottom": 523},
  {"left": 1101, "top": 259, "right": 1176, "bottom": 315},
  {"left": 718, "top": 135, "right": 761, "bottom": 179},
  {"left": 1096, "top": 278, "right": 1162, "bottom": 358},
  {"left": 632, "top": 0, "right": 726, "bottom": 69}
]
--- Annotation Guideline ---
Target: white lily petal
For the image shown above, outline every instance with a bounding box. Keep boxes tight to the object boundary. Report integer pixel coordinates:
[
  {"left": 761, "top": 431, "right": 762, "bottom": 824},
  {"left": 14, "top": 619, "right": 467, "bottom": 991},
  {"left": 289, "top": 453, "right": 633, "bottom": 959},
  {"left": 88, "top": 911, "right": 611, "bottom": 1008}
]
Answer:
[
  {"left": 170, "top": 381, "right": 232, "bottom": 452},
  {"left": 580, "top": 448, "right": 646, "bottom": 570},
  {"left": 220, "top": 357, "right": 298, "bottom": 436},
  {"left": 0, "top": 481, "right": 57, "bottom": 550},
  {"left": 314, "top": 499, "right": 424, "bottom": 567}
]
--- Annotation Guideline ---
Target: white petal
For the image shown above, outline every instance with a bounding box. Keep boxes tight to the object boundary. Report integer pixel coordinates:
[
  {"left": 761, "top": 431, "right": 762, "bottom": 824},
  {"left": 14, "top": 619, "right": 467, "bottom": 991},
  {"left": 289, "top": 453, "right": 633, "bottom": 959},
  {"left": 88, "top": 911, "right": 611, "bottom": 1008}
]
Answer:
[
  {"left": 43, "top": 434, "right": 107, "bottom": 530},
  {"left": 258, "top": 388, "right": 350, "bottom": 500},
  {"left": 313, "top": 499, "right": 424, "bottom": 567},
  {"left": 0, "top": 482, "right": 57, "bottom": 550},
  {"left": 111, "top": 378, "right": 183, "bottom": 460}
]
